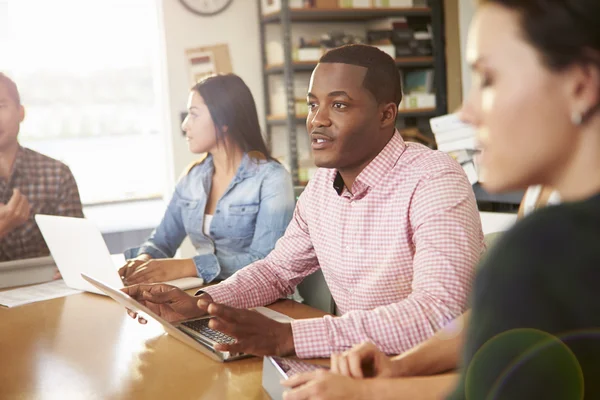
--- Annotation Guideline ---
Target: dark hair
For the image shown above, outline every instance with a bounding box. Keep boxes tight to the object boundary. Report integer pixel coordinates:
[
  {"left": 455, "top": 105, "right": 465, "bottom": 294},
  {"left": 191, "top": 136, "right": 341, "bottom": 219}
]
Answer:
[
  {"left": 484, "top": 0, "right": 600, "bottom": 73},
  {"left": 192, "top": 74, "right": 273, "bottom": 161},
  {"left": 0, "top": 73, "right": 21, "bottom": 105},
  {"left": 319, "top": 44, "right": 403, "bottom": 107}
]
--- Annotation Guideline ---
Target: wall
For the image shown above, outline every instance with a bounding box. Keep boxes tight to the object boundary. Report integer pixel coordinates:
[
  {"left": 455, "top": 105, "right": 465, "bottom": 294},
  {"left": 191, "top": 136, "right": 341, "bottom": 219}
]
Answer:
[
  {"left": 158, "top": 0, "right": 264, "bottom": 257},
  {"left": 444, "top": 0, "right": 463, "bottom": 112},
  {"left": 160, "top": 0, "right": 265, "bottom": 184},
  {"left": 459, "top": 0, "right": 476, "bottom": 98}
]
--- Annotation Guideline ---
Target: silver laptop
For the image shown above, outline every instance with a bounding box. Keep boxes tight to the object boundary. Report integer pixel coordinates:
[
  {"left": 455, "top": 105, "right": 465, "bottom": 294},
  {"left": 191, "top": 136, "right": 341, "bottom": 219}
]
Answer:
[
  {"left": 262, "top": 356, "right": 329, "bottom": 399},
  {"left": 35, "top": 214, "right": 204, "bottom": 295},
  {"left": 82, "top": 273, "right": 250, "bottom": 362}
]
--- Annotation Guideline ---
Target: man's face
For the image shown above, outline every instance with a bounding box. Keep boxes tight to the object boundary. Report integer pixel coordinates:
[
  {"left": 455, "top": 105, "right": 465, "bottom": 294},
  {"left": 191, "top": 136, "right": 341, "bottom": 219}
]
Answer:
[
  {"left": 306, "top": 63, "right": 385, "bottom": 170},
  {"left": 0, "top": 83, "right": 23, "bottom": 151}
]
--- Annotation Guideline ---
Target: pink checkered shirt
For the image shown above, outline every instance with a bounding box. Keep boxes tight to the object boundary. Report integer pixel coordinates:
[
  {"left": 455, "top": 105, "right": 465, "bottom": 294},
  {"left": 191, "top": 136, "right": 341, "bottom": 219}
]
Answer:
[{"left": 202, "top": 132, "right": 484, "bottom": 358}]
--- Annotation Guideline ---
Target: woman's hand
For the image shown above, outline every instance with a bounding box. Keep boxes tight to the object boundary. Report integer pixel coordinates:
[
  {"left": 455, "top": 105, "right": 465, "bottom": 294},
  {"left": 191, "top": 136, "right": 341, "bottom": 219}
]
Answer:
[{"left": 119, "top": 257, "right": 197, "bottom": 285}]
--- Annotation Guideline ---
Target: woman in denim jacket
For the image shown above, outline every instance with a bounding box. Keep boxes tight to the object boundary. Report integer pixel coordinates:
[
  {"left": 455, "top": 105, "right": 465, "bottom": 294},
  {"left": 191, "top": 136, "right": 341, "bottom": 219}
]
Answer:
[{"left": 120, "top": 74, "right": 295, "bottom": 284}]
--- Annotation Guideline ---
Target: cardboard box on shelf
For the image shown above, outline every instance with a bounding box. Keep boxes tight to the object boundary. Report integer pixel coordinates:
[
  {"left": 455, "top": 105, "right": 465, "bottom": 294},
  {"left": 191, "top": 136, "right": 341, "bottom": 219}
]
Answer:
[
  {"left": 262, "top": 0, "right": 305, "bottom": 14},
  {"left": 373, "top": 0, "right": 414, "bottom": 7},
  {"left": 339, "top": 0, "right": 372, "bottom": 8},
  {"left": 403, "top": 93, "right": 436, "bottom": 109},
  {"left": 373, "top": 44, "right": 395, "bottom": 59},
  {"left": 298, "top": 47, "right": 323, "bottom": 61},
  {"left": 315, "top": 0, "right": 339, "bottom": 8}
]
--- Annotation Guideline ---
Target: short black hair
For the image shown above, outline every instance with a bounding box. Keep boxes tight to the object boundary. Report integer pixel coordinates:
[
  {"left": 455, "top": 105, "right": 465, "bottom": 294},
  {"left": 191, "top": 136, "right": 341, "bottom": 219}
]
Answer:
[
  {"left": 319, "top": 44, "right": 402, "bottom": 107},
  {"left": 0, "top": 73, "right": 21, "bottom": 105}
]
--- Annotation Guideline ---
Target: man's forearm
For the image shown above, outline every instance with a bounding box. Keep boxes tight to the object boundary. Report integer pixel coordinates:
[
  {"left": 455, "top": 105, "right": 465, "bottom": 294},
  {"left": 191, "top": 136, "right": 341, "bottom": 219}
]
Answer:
[
  {"left": 391, "top": 311, "right": 470, "bottom": 377},
  {"left": 364, "top": 373, "right": 459, "bottom": 400}
]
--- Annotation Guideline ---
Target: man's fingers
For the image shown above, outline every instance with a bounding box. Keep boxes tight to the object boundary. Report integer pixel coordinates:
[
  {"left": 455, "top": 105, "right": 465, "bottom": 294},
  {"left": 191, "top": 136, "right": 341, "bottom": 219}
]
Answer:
[
  {"left": 206, "top": 303, "right": 241, "bottom": 324},
  {"left": 214, "top": 341, "right": 242, "bottom": 354},
  {"left": 138, "top": 316, "right": 147, "bottom": 324},
  {"left": 126, "top": 308, "right": 138, "bottom": 319},
  {"left": 7, "top": 189, "right": 21, "bottom": 209},
  {"left": 207, "top": 315, "right": 240, "bottom": 338},
  {"left": 142, "top": 286, "right": 183, "bottom": 304},
  {"left": 121, "top": 284, "right": 158, "bottom": 299}
]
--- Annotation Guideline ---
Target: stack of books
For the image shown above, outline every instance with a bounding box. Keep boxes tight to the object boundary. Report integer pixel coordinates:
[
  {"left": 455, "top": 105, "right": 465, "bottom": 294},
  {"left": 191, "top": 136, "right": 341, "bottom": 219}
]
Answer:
[{"left": 429, "top": 113, "right": 480, "bottom": 184}]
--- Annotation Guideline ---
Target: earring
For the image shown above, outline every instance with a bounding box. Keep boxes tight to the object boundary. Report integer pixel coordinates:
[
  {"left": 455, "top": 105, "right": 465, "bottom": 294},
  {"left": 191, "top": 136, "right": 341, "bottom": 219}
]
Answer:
[{"left": 571, "top": 110, "right": 583, "bottom": 126}]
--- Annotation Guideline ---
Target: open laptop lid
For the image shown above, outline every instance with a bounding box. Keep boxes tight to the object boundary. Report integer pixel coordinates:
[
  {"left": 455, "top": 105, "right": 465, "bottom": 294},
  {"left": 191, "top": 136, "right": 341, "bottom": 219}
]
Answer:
[
  {"left": 35, "top": 214, "right": 205, "bottom": 294},
  {"left": 35, "top": 215, "right": 123, "bottom": 294},
  {"left": 82, "top": 273, "right": 228, "bottom": 362},
  {"left": 262, "top": 356, "right": 329, "bottom": 400}
]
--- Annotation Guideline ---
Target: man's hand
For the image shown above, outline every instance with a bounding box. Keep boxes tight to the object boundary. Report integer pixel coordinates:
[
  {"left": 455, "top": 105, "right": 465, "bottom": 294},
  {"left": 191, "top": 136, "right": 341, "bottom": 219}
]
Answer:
[
  {"left": 200, "top": 302, "right": 295, "bottom": 357},
  {"left": 121, "top": 284, "right": 206, "bottom": 323},
  {"left": 0, "top": 189, "right": 30, "bottom": 237},
  {"left": 282, "top": 370, "right": 369, "bottom": 400},
  {"left": 119, "top": 258, "right": 197, "bottom": 285},
  {"left": 331, "top": 342, "right": 394, "bottom": 379}
]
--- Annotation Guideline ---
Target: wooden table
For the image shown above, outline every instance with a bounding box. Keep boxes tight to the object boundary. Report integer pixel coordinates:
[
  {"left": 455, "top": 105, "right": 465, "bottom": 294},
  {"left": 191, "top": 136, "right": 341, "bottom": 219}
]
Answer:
[{"left": 0, "top": 291, "right": 327, "bottom": 399}]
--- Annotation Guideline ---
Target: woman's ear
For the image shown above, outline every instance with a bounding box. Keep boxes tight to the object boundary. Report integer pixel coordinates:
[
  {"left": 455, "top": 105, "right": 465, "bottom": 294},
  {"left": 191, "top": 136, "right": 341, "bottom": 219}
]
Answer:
[
  {"left": 567, "top": 62, "right": 600, "bottom": 123},
  {"left": 220, "top": 125, "right": 229, "bottom": 134}
]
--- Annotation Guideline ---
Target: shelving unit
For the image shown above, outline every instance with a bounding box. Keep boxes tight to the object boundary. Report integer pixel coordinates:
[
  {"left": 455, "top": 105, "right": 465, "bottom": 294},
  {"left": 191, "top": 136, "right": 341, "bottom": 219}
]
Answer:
[{"left": 258, "top": 0, "right": 448, "bottom": 185}]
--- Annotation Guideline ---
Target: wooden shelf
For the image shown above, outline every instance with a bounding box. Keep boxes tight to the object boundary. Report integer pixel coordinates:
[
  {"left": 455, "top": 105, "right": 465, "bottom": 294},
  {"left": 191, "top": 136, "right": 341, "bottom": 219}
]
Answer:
[
  {"left": 398, "top": 107, "right": 438, "bottom": 117},
  {"left": 265, "top": 56, "right": 434, "bottom": 74},
  {"left": 263, "top": 7, "right": 432, "bottom": 23},
  {"left": 266, "top": 108, "right": 438, "bottom": 126}
]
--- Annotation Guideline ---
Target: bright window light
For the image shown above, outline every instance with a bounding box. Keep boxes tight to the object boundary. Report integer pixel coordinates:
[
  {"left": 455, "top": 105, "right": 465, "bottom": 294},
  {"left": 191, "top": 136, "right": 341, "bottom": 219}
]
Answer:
[{"left": 1, "top": 0, "right": 167, "bottom": 205}]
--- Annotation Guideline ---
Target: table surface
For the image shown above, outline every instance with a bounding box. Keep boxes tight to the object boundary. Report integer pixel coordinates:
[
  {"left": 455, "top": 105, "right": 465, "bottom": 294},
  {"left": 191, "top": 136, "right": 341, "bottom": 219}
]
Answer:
[{"left": 0, "top": 289, "right": 327, "bottom": 400}]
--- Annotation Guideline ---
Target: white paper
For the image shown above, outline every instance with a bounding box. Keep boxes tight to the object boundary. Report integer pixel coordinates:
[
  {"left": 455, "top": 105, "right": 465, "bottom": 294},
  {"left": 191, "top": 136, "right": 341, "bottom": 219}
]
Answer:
[{"left": 0, "top": 280, "right": 81, "bottom": 308}]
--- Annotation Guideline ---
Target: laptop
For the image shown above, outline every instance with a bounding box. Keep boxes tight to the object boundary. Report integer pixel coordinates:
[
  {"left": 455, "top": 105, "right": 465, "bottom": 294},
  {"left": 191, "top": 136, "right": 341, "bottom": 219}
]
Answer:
[
  {"left": 83, "top": 273, "right": 254, "bottom": 362},
  {"left": 262, "top": 356, "right": 329, "bottom": 399},
  {"left": 35, "top": 214, "right": 204, "bottom": 295}
]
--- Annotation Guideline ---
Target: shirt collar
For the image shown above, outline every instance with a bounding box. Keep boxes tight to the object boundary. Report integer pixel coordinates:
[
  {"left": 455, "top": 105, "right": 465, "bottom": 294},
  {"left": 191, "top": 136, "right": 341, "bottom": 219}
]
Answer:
[{"left": 331, "top": 131, "right": 406, "bottom": 196}]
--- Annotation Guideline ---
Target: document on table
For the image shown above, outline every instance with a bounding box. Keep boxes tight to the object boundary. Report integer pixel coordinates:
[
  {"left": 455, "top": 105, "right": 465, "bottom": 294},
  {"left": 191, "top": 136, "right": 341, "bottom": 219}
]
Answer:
[{"left": 0, "top": 280, "right": 82, "bottom": 308}]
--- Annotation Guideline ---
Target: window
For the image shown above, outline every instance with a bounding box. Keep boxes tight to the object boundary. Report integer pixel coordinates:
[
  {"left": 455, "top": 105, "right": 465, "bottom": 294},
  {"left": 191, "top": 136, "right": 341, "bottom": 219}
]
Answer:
[{"left": 1, "top": 0, "right": 167, "bottom": 204}]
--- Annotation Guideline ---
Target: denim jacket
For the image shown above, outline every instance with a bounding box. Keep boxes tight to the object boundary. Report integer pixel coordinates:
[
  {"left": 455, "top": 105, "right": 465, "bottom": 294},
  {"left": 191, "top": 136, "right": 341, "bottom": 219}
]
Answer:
[{"left": 125, "top": 153, "right": 295, "bottom": 282}]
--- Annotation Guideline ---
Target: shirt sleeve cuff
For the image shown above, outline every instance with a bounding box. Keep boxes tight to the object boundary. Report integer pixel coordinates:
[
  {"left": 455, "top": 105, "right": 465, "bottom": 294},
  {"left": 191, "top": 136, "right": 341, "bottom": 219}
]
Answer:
[
  {"left": 192, "top": 253, "right": 221, "bottom": 283},
  {"left": 123, "top": 247, "right": 140, "bottom": 260},
  {"left": 291, "top": 317, "right": 332, "bottom": 359},
  {"left": 125, "top": 244, "right": 167, "bottom": 260},
  {"left": 197, "top": 282, "right": 239, "bottom": 306}
]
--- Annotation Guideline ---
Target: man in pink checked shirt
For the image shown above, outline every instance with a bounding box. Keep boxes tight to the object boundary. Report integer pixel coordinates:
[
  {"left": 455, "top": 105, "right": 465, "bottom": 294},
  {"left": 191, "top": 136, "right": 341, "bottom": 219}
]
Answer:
[{"left": 123, "top": 44, "right": 484, "bottom": 359}]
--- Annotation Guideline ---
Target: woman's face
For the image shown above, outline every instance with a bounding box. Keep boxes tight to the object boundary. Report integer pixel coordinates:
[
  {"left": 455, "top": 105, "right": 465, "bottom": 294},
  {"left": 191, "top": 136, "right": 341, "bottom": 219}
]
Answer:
[
  {"left": 181, "top": 91, "right": 219, "bottom": 154},
  {"left": 460, "top": 4, "right": 577, "bottom": 193}
]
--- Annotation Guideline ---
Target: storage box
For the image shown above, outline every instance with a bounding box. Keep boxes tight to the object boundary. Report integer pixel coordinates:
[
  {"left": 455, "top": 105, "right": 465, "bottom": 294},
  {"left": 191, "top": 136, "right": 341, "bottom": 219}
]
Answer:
[
  {"left": 403, "top": 93, "right": 436, "bottom": 109},
  {"left": 373, "top": 0, "right": 413, "bottom": 7},
  {"left": 262, "top": 0, "right": 305, "bottom": 14},
  {"left": 373, "top": 44, "right": 395, "bottom": 59},
  {"left": 315, "top": 0, "right": 339, "bottom": 8},
  {"left": 298, "top": 47, "right": 323, "bottom": 61},
  {"left": 339, "top": 0, "right": 372, "bottom": 8}
]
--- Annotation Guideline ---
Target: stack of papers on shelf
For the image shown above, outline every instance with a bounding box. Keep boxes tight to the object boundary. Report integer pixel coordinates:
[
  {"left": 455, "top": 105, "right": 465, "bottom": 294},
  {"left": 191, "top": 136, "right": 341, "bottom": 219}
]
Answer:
[{"left": 430, "top": 113, "right": 480, "bottom": 184}]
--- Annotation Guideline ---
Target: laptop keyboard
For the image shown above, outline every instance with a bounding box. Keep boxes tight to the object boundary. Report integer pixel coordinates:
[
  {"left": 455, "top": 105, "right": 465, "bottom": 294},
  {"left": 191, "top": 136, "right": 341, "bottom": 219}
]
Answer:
[
  {"left": 181, "top": 319, "right": 236, "bottom": 344},
  {"left": 273, "top": 357, "right": 329, "bottom": 377}
]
